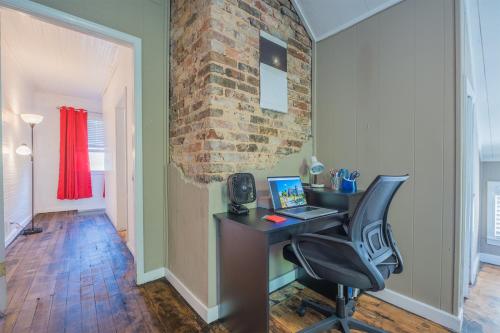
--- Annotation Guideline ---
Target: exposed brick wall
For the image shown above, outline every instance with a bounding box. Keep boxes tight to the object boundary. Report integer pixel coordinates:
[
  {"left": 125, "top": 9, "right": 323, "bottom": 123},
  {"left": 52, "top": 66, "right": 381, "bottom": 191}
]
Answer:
[{"left": 170, "top": 0, "right": 312, "bottom": 183}]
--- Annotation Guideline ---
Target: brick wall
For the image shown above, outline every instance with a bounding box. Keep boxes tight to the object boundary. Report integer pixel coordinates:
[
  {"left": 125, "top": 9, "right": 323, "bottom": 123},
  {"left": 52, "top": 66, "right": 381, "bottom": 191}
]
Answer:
[{"left": 170, "top": 0, "right": 312, "bottom": 183}]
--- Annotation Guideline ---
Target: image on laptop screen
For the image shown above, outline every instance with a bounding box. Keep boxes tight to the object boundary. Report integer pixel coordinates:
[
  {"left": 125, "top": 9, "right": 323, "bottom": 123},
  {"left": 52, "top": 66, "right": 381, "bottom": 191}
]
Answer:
[{"left": 268, "top": 177, "right": 307, "bottom": 209}]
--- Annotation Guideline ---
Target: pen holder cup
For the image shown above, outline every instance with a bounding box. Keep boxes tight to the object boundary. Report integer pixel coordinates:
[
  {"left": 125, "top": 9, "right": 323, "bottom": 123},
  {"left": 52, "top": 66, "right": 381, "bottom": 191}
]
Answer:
[
  {"left": 340, "top": 177, "right": 357, "bottom": 193},
  {"left": 331, "top": 176, "right": 341, "bottom": 191}
]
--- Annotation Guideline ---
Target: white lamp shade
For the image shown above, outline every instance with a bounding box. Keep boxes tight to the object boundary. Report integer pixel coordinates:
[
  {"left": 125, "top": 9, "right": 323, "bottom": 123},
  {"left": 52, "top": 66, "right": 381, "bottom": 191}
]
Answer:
[
  {"left": 310, "top": 156, "right": 325, "bottom": 175},
  {"left": 16, "top": 144, "right": 32, "bottom": 156},
  {"left": 20, "top": 113, "right": 43, "bottom": 125}
]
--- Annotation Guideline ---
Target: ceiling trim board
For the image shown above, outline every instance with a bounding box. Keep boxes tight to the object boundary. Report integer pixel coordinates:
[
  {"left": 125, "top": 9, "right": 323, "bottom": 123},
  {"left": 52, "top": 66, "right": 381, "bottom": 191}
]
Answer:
[
  {"left": 315, "top": 0, "right": 404, "bottom": 42},
  {"left": 290, "top": 0, "right": 317, "bottom": 42}
]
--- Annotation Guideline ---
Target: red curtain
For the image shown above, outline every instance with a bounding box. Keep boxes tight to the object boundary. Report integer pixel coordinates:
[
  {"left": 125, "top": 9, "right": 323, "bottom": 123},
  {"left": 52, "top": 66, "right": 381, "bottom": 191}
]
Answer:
[{"left": 57, "top": 106, "right": 93, "bottom": 200}]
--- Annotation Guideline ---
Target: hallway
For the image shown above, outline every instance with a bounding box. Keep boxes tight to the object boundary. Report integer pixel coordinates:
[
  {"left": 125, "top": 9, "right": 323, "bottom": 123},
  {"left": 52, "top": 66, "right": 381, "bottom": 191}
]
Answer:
[
  {"left": 464, "top": 264, "right": 500, "bottom": 333},
  {"left": 1, "top": 212, "right": 163, "bottom": 332}
]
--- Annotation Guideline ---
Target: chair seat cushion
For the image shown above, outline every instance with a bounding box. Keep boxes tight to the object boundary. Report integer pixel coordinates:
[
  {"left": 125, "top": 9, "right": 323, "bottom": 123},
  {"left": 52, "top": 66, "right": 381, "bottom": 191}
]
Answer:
[{"left": 283, "top": 244, "right": 372, "bottom": 290}]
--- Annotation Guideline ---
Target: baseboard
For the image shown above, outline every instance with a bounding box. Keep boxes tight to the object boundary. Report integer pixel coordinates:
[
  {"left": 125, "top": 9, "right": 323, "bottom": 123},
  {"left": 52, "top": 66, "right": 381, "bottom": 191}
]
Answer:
[
  {"left": 269, "top": 269, "right": 298, "bottom": 293},
  {"left": 165, "top": 268, "right": 219, "bottom": 323},
  {"left": 367, "top": 289, "right": 462, "bottom": 332},
  {"left": 164, "top": 268, "right": 299, "bottom": 324},
  {"left": 5, "top": 215, "right": 32, "bottom": 247},
  {"left": 479, "top": 252, "right": 500, "bottom": 266},
  {"left": 138, "top": 267, "right": 165, "bottom": 285},
  {"left": 35, "top": 206, "right": 105, "bottom": 215}
]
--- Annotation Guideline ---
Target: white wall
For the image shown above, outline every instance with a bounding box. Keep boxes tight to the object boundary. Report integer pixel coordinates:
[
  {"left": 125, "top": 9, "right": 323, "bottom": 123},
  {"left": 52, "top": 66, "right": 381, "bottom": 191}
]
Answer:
[
  {"left": 1, "top": 48, "right": 34, "bottom": 246},
  {"left": 33, "top": 91, "right": 105, "bottom": 214},
  {"left": 102, "top": 47, "right": 135, "bottom": 254}
]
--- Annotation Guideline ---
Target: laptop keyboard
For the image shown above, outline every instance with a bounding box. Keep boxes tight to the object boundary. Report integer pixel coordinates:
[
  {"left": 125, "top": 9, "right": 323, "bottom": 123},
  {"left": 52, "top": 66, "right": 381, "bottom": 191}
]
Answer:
[{"left": 286, "top": 206, "right": 318, "bottom": 214}]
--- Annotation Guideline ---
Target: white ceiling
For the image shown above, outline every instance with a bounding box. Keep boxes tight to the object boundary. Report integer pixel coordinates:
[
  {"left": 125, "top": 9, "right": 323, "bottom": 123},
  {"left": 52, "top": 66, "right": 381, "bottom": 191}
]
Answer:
[
  {"left": 0, "top": 8, "right": 124, "bottom": 100},
  {"left": 292, "top": 0, "right": 403, "bottom": 41},
  {"left": 466, "top": 0, "right": 500, "bottom": 161}
]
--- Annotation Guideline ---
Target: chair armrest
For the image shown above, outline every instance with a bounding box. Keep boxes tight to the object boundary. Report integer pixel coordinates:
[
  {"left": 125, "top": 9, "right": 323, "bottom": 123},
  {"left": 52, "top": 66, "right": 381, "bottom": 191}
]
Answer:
[{"left": 291, "top": 233, "right": 385, "bottom": 291}]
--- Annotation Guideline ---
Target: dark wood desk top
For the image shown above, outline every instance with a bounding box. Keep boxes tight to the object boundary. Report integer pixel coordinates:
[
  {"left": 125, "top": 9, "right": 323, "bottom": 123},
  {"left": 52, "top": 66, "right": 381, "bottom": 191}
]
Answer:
[
  {"left": 303, "top": 186, "right": 365, "bottom": 197},
  {"left": 213, "top": 207, "right": 347, "bottom": 235}
]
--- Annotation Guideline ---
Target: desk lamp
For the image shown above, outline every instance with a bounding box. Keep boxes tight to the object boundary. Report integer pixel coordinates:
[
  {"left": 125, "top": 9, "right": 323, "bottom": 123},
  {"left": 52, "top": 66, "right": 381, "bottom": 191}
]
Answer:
[
  {"left": 16, "top": 113, "right": 44, "bottom": 235},
  {"left": 310, "top": 156, "right": 325, "bottom": 188}
]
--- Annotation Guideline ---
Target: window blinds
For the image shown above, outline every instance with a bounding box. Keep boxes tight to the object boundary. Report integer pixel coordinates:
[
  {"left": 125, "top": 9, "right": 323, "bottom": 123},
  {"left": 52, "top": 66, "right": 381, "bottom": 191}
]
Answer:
[{"left": 87, "top": 118, "right": 105, "bottom": 151}]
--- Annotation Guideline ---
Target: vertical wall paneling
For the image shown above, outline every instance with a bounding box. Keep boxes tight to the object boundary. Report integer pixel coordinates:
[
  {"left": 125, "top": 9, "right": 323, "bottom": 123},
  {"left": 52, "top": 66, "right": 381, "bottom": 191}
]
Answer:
[{"left": 315, "top": 0, "right": 455, "bottom": 312}]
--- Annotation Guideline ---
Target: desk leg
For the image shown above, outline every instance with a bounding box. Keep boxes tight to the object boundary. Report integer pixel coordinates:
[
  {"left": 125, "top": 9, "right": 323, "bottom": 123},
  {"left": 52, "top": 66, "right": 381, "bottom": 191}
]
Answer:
[{"left": 219, "top": 220, "right": 269, "bottom": 333}]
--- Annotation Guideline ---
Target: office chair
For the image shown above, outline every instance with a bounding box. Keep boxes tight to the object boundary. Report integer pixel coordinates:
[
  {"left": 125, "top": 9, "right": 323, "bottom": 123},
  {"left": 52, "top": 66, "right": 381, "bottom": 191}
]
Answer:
[{"left": 283, "top": 175, "right": 409, "bottom": 333}]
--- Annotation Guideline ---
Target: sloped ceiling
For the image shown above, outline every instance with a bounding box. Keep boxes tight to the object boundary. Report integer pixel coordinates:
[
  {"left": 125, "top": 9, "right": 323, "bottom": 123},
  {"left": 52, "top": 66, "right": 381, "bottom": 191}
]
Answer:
[
  {"left": 292, "top": 0, "right": 403, "bottom": 41},
  {"left": 467, "top": 0, "right": 500, "bottom": 161},
  {"left": 0, "top": 8, "right": 124, "bottom": 100}
]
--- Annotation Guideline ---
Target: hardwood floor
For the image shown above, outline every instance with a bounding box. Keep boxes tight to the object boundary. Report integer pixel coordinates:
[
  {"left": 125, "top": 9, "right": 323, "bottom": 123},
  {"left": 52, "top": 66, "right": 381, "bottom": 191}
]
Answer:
[
  {"left": 0, "top": 211, "right": 451, "bottom": 332},
  {"left": 463, "top": 263, "right": 500, "bottom": 333}
]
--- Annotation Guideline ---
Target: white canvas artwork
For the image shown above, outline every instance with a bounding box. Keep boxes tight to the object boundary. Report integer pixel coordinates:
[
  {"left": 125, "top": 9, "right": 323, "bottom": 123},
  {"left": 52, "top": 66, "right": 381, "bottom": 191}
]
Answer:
[{"left": 259, "top": 31, "right": 288, "bottom": 113}]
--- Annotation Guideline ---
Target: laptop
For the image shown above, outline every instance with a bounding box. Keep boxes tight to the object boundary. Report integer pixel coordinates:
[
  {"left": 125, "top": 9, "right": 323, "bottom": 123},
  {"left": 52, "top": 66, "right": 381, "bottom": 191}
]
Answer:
[{"left": 267, "top": 176, "right": 338, "bottom": 220}]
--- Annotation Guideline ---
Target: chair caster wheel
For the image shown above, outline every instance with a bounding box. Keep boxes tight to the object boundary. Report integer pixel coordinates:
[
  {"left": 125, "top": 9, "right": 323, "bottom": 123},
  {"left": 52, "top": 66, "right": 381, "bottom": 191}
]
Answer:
[{"left": 296, "top": 307, "right": 306, "bottom": 317}]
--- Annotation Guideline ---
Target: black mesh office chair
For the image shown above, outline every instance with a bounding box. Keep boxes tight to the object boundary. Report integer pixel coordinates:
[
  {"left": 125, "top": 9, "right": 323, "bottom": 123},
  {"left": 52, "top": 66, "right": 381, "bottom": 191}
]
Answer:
[{"left": 283, "top": 175, "right": 409, "bottom": 333}]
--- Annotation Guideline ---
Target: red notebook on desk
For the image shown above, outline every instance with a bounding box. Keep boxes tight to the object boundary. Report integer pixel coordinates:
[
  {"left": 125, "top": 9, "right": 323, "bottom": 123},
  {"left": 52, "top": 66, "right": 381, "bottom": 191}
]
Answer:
[{"left": 263, "top": 215, "right": 286, "bottom": 223}]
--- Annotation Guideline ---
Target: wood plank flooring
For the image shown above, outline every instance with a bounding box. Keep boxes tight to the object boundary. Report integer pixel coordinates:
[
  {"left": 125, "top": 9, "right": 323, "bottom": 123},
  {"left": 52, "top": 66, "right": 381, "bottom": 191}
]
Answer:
[
  {"left": 463, "top": 263, "right": 500, "bottom": 333},
  {"left": 0, "top": 211, "right": 453, "bottom": 332}
]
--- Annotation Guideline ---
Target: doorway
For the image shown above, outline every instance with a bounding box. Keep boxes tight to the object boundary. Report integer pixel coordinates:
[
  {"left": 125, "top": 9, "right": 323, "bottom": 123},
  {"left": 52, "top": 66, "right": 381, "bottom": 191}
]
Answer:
[{"left": 0, "top": 0, "right": 145, "bottom": 315}]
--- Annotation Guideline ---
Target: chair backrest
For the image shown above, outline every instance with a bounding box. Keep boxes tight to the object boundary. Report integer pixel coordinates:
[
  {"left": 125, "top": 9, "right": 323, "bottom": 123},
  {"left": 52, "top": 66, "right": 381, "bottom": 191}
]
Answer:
[{"left": 348, "top": 175, "right": 409, "bottom": 271}]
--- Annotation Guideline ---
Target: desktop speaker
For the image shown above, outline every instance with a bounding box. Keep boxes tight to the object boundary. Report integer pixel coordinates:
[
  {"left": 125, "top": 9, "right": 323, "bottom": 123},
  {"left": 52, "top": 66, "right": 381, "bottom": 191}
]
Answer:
[{"left": 227, "top": 173, "right": 256, "bottom": 215}]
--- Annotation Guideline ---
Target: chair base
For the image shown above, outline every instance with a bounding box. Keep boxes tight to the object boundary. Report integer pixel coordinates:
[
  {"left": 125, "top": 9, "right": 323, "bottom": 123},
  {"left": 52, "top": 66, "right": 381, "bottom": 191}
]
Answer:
[{"left": 297, "top": 297, "right": 387, "bottom": 333}]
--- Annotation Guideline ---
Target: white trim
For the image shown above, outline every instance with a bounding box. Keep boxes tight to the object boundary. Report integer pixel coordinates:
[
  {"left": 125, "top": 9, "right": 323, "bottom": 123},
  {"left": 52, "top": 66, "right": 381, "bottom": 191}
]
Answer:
[
  {"left": 165, "top": 268, "right": 219, "bottom": 324},
  {"left": 290, "top": 0, "right": 316, "bottom": 41},
  {"left": 471, "top": 254, "right": 480, "bottom": 285},
  {"left": 269, "top": 269, "right": 298, "bottom": 293},
  {"left": 0, "top": 0, "right": 146, "bottom": 286},
  {"left": 141, "top": 267, "right": 166, "bottom": 283},
  {"left": 479, "top": 252, "right": 500, "bottom": 266},
  {"left": 4, "top": 215, "right": 31, "bottom": 247},
  {"left": 314, "top": 0, "right": 404, "bottom": 42},
  {"left": 367, "top": 289, "right": 462, "bottom": 332},
  {"left": 165, "top": 268, "right": 299, "bottom": 324}
]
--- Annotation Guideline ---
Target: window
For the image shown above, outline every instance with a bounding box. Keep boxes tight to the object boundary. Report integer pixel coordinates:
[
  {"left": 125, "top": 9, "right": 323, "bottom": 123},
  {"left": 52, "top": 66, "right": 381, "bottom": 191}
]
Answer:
[
  {"left": 487, "top": 181, "right": 500, "bottom": 246},
  {"left": 88, "top": 118, "right": 105, "bottom": 171}
]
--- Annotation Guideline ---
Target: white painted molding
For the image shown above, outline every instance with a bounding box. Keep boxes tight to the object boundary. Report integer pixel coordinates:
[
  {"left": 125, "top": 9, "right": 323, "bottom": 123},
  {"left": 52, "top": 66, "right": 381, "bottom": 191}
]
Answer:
[
  {"left": 5, "top": 215, "right": 31, "bottom": 247},
  {"left": 315, "top": 0, "right": 404, "bottom": 42},
  {"left": 269, "top": 269, "right": 298, "bottom": 293},
  {"left": 165, "top": 268, "right": 219, "bottom": 324},
  {"left": 367, "top": 289, "right": 462, "bottom": 332},
  {"left": 138, "top": 267, "right": 166, "bottom": 285},
  {"left": 165, "top": 268, "right": 299, "bottom": 324},
  {"left": 290, "top": 0, "right": 316, "bottom": 41},
  {"left": 479, "top": 252, "right": 500, "bottom": 266},
  {"left": 471, "top": 254, "right": 480, "bottom": 285}
]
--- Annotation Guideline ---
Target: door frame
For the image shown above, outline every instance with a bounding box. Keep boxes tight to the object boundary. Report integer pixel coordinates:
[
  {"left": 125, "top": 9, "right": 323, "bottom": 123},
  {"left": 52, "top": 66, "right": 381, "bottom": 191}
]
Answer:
[
  {"left": 0, "top": 0, "right": 148, "bottom": 284},
  {"left": 114, "top": 87, "right": 129, "bottom": 235},
  {"left": 462, "top": 78, "right": 476, "bottom": 298}
]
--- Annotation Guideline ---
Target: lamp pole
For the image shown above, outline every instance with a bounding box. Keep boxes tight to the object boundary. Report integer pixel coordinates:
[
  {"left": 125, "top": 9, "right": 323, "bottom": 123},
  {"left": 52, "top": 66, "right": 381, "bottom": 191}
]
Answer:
[{"left": 22, "top": 122, "right": 42, "bottom": 235}]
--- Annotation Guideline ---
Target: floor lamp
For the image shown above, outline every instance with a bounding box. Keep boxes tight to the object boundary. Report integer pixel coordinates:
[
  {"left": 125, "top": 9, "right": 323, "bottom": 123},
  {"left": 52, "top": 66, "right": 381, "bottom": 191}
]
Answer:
[{"left": 16, "top": 113, "right": 44, "bottom": 235}]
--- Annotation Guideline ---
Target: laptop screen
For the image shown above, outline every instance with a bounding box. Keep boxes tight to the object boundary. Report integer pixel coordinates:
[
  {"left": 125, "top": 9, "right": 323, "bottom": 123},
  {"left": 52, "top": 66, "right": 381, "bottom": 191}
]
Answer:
[{"left": 268, "top": 176, "right": 307, "bottom": 210}]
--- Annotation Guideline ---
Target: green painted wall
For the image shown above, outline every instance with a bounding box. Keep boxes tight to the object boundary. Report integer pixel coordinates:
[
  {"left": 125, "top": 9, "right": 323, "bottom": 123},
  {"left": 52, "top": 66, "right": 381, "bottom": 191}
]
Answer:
[
  {"left": 168, "top": 139, "right": 312, "bottom": 307},
  {"left": 33, "top": 0, "right": 168, "bottom": 272}
]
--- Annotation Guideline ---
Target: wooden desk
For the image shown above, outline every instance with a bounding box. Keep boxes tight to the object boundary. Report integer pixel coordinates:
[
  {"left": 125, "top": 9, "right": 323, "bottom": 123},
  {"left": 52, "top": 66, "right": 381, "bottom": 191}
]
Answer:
[{"left": 214, "top": 208, "right": 347, "bottom": 333}]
